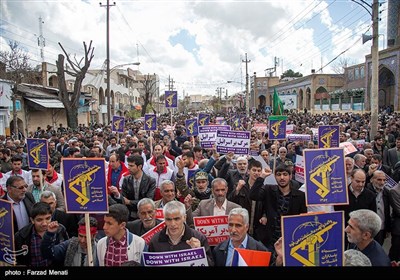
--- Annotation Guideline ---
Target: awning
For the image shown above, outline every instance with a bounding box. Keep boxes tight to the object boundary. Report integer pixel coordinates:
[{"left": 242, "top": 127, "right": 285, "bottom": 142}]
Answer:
[{"left": 25, "top": 98, "right": 65, "bottom": 109}]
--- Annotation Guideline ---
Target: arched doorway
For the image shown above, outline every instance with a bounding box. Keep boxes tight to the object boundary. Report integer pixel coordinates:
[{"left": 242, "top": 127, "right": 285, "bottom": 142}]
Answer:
[
  {"left": 306, "top": 88, "right": 311, "bottom": 110},
  {"left": 299, "top": 89, "right": 304, "bottom": 110},
  {"left": 258, "top": 95, "right": 266, "bottom": 111},
  {"left": 378, "top": 67, "right": 395, "bottom": 110},
  {"left": 9, "top": 118, "right": 24, "bottom": 138}
]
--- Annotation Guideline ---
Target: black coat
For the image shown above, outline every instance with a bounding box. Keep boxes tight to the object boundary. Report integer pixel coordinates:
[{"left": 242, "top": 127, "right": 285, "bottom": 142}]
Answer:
[
  {"left": 4, "top": 192, "right": 36, "bottom": 231},
  {"left": 126, "top": 219, "right": 163, "bottom": 236},
  {"left": 218, "top": 161, "right": 250, "bottom": 195},
  {"left": 227, "top": 178, "right": 267, "bottom": 245},
  {"left": 15, "top": 223, "right": 68, "bottom": 266},
  {"left": 249, "top": 179, "right": 307, "bottom": 250},
  {"left": 148, "top": 223, "right": 214, "bottom": 266},
  {"left": 334, "top": 185, "right": 377, "bottom": 224},
  {"left": 117, "top": 173, "right": 156, "bottom": 220}
]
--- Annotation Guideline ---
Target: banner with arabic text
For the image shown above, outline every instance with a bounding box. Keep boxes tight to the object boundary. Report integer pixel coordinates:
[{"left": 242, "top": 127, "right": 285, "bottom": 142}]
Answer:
[
  {"left": 141, "top": 221, "right": 166, "bottom": 245},
  {"left": 112, "top": 115, "right": 125, "bottom": 133},
  {"left": 144, "top": 114, "right": 157, "bottom": 131},
  {"left": 282, "top": 211, "right": 344, "bottom": 266},
  {"left": 27, "top": 138, "right": 48, "bottom": 170},
  {"left": 193, "top": 215, "right": 229, "bottom": 246},
  {"left": 287, "top": 134, "right": 311, "bottom": 142},
  {"left": 185, "top": 118, "right": 199, "bottom": 137},
  {"left": 216, "top": 130, "right": 250, "bottom": 155},
  {"left": 62, "top": 158, "right": 108, "bottom": 213},
  {"left": 304, "top": 148, "right": 348, "bottom": 206},
  {"left": 198, "top": 113, "right": 210, "bottom": 126},
  {"left": 232, "top": 117, "right": 241, "bottom": 129},
  {"left": 268, "top": 115, "right": 287, "bottom": 140},
  {"left": 165, "top": 91, "right": 178, "bottom": 108},
  {"left": 199, "top": 125, "right": 231, "bottom": 149},
  {"left": 143, "top": 247, "right": 208, "bottom": 266},
  {"left": 318, "top": 125, "right": 339, "bottom": 148},
  {"left": 0, "top": 199, "right": 15, "bottom": 266}
]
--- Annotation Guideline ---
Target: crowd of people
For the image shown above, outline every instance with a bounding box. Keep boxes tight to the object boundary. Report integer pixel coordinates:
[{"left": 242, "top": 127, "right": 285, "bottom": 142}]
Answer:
[{"left": 0, "top": 110, "right": 399, "bottom": 267}]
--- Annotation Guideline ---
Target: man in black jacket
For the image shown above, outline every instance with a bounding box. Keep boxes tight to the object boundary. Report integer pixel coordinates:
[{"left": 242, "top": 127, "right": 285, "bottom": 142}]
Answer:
[
  {"left": 126, "top": 198, "right": 163, "bottom": 236},
  {"left": 249, "top": 164, "right": 307, "bottom": 251},
  {"left": 15, "top": 202, "right": 68, "bottom": 266},
  {"left": 112, "top": 155, "right": 156, "bottom": 221}
]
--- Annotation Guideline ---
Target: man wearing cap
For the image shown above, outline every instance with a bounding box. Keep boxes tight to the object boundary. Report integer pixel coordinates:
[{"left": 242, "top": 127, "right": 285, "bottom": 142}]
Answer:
[
  {"left": 41, "top": 217, "right": 99, "bottom": 266},
  {"left": 176, "top": 164, "right": 212, "bottom": 211}
]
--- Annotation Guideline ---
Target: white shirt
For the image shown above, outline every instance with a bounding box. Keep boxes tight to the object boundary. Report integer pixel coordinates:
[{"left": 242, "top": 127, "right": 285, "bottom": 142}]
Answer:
[
  {"left": 7, "top": 194, "right": 29, "bottom": 230},
  {"left": 213, "top": 198, "right": 227, "bottom": 216}
]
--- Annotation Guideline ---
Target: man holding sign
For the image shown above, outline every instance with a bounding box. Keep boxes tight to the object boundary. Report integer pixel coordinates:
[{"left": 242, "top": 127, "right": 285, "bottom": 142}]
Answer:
[{"left": 148, "top": 201, "right": 214, "bottom": 266}]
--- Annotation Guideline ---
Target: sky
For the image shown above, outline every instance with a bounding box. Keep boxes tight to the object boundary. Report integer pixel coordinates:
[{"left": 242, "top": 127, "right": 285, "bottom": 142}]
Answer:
[{"left": 0, "top": 0, "right": 388, "bottom": 98}]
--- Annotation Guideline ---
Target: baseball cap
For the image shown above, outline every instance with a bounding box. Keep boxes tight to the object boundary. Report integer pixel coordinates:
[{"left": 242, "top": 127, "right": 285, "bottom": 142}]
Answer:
[{"left": 195, "top": 171, "right": 208, "bottom": 181}]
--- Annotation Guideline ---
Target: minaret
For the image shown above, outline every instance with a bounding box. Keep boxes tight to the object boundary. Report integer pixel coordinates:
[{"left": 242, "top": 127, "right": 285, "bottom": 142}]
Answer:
[
  {"left": 387, "top": 0, "right": 400, "bottom": 47},
  {"left": 37, "top": 16, "right": 45, "bottom": 62}
]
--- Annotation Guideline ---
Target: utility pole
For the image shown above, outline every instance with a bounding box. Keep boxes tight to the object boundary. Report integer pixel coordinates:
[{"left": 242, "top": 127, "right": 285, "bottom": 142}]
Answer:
[
  {"left": 242, "top": 53, "right": 251, "bottom": 116},
  {"left": 370, "top": 0, "right": 379, "bottom": 139},
  {"left": 351, "top": 0, "right": 379, "bottom": 139},
  {"left": 166, "top": 75, "right": 175, "bottom": 124},
  {"left": 215, "top": 87, "right": 224, "bottom": 112},
  {"left": 12, "top": 87, "right": 18, "bottom": 138},
  {"left": 100, "top": 0, "right": 116, "bottom": 125}
]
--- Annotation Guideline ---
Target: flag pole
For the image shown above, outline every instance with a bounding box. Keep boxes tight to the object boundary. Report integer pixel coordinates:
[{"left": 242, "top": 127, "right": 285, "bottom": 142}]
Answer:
[{"left": 273, "top": 140, "right": 278, "bottom": 173}]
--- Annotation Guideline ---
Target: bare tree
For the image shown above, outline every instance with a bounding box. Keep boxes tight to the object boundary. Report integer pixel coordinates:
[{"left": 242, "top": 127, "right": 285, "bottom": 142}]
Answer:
[
  {"left": 56, "top": 41, "right": 94, "bottom": 130},
  {"left": 51, "top": 109, "right": 62, "bottom": 129},
  {"left": 0, "top": 41, "right": 35, "bottom": 137},
  {"left": 139, "top": 74, "right": 157, "bottom": 116},
  {"left": 331, "top": 57, "right": 355, "bottom": 74}
]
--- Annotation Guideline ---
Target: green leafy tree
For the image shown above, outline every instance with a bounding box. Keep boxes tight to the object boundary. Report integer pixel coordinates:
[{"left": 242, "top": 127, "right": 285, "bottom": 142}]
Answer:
[{"left": 280, "top": 69, "right": 303, "bottom": 79}]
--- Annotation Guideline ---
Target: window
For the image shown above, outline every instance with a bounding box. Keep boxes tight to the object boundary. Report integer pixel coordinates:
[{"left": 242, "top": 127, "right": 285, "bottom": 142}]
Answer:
[
  {"left": 360, "top": 66, "right": 365, "bottom": 78},
  {"left": 354, "top": 68, "right": 360, "bottom": 80},
  {"left": 348, "top": 69, "right": 354, "bottom": 81}
]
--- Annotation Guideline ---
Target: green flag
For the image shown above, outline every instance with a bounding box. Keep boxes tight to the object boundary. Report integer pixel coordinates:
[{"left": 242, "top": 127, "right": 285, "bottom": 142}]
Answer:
[{"left": 273, "top": 88, "right": 284, "bottom": 115}]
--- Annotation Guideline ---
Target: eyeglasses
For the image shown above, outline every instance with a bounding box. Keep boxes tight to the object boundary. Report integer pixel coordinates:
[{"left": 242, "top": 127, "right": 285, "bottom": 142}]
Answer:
[{"left": 11, "top": 185, "right": 28, "bottom": 190}]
